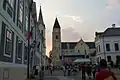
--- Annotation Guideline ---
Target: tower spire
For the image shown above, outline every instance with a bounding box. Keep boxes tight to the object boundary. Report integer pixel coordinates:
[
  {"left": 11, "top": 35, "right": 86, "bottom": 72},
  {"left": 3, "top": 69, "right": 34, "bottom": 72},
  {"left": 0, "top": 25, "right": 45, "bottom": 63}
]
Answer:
[
  {"left": 38, "top": 6, "right": 44, "bottom": 25},
  {"left": 53, "top": 17, "right": 60, "bottom": 28}
]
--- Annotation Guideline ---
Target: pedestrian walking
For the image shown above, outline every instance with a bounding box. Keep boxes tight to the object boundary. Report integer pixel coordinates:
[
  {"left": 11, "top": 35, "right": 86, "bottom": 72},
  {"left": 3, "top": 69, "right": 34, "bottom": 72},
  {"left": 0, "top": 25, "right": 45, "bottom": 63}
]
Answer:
[
  {"left": 49, "top": 65, "right": 53, "bottom": 75},
  {"left": 68, "top": 65, "right": 71, "bottom": 76},
  {"left": 86, "top": 64, "right": 92, "bottom": 80},
  {"left": 81, "top": 63, "right": 86, "bottom": 80},
  {"left": 61, "top": 65, "right": 66, "bottom": 76},
  {"left": 96, "top": 59, "right": 117, "bottom": 80},
  {"left": 92, "top": 64, "right": 97, "bottom": 79}
]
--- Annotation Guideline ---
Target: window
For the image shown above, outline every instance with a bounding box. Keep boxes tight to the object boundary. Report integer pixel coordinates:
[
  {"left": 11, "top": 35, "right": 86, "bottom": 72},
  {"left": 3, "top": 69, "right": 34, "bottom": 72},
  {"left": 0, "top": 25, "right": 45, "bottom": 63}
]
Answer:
[
  {"left": 16, "top": 36, "right": 22, "bottom": 59},
  {"left": 4, "top": 29, "right": 13, "bottom": 57},
  {"left": 98, "top": 45, "right": 100, "bottom": 52},
  {"left": 116, "top": 56, "right": 120, "bottom": 60},
  {"left": 56, "top": 35, "right": 58, "bottom": 39},
  {"left": 13, "top": 0, "right": 16, "bottom": 22},
  {"left": 107, "top": 56, "right": 111, "bottom": 62},
  {"left": 3, "top": 0, "right": 6, "bottom": 10},
  {"left": 19, "top": 7, "right": 23, "bottom": 22},
  {"left": 96, "top": 46, "right": 98, "bottom": 52},
  {"left": 8, "top": 0, "right": 14, "bottom": 8},
  {"left": 114, "top": 43, "right": 119, "bottom": 51},
  {"left": 25, "top": 15, "right": 28, "bottom": 31},
  {"left": 7, "top": 7, "right": 12, "bottom": 17},
  {"left": 18, "top": 0, "right": 23, "bottom": 31},
  {"left": 41, "top": 30, "right": 43, "bottom": 36},
  {"left": 116, "top": 56, "right": 120, "bottom": 66},
  {"left": 106, "top": 43, "right": 110, "bottom": 51}
]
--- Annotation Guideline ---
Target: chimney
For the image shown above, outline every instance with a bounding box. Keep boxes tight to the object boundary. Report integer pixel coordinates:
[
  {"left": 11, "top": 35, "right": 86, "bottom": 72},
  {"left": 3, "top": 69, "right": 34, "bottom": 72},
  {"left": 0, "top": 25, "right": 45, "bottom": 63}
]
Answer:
[{"left": 112, "top": 24, "right": 115, "bottom": 28}]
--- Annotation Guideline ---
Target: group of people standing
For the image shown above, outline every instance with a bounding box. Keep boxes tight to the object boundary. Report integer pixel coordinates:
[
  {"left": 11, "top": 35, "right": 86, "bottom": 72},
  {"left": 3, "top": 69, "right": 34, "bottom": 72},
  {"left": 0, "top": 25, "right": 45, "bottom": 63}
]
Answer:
[
  {"left": 61, "top": 59, "right": 117, "bottom": 80},
  {"left": 47, "top": 59, "right": 117, "bottom": 80},
  {"left": 81, "top": 63, "right": 96, "bottom": 80},
  {"left": 81, "top": 59, "right": 117, "bottom": 80}
]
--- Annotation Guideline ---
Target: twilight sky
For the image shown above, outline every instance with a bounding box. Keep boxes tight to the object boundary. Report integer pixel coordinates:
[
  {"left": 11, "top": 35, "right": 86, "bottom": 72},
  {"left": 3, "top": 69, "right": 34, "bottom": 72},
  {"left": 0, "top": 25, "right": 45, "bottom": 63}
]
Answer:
[{"left": 33, "top": 0, "right": 120, "bottom": 56}]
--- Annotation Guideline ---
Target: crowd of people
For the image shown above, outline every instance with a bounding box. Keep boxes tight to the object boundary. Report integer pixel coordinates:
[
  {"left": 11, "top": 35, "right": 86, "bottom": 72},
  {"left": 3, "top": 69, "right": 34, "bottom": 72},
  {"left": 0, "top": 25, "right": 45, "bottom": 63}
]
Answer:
[
  {"left": 30, "top": 59, "right": 117, "bottom": 80},
  {"left": 47, "top": 59, "right": 117, "bottom": 80}
]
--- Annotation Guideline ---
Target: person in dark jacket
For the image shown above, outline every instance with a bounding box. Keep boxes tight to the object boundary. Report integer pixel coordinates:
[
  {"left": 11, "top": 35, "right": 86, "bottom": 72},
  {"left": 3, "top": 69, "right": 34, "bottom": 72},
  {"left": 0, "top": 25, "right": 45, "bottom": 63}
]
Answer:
[
  {"left": 92, "top": 64, "right": 97, "bottom": 79},
  {"left": 81, "top": 63, "right": 86, "bottom": 80},
  {"left": 86, "top": 64, "right": 92, "bottom": 79}
]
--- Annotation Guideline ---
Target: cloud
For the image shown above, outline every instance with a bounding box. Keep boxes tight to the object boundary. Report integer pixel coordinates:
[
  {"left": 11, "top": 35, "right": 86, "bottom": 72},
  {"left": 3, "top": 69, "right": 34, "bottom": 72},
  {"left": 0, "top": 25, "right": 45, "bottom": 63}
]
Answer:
[
  {"left": 64, "top": 15, "right": 83, "bottom": 23},
  {"left": 62, "top": 27, "right": 80, "bottom": 42},
  {"left": 107, "top": 0, "right": 120, "bottom": 9}
]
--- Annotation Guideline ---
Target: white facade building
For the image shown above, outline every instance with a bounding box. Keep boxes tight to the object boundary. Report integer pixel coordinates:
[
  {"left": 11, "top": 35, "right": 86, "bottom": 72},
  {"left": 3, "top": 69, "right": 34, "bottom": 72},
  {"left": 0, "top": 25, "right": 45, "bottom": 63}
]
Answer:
[{"left": 95, "top": 27, "right": 120, "bottom": 65}]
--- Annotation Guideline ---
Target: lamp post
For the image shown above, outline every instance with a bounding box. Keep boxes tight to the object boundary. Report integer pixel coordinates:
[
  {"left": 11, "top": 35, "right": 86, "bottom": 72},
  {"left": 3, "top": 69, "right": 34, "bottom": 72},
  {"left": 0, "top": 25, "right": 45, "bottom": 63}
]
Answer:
[{"left": 27, "top": 0, "right": 33, "bottom": 79}]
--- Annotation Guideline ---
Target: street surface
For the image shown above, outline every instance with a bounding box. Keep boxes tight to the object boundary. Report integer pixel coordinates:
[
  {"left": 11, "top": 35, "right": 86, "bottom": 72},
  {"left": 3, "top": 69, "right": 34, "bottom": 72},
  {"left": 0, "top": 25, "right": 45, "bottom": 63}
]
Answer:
[{"left": 44, "top": 68, "right": 120, "bottom": 80}]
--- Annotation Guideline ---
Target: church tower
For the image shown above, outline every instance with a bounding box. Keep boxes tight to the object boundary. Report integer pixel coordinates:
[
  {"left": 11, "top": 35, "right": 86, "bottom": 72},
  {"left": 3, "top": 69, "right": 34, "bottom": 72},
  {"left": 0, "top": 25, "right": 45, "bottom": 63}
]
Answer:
[{"left": 52, "top": 18, "right": 61, "bottom": 66}]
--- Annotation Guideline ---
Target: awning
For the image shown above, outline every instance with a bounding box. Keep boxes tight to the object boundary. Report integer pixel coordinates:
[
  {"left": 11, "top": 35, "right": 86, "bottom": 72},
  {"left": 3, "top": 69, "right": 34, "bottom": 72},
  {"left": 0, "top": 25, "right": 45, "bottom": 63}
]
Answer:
[{"left": 73, "top": 58, "right": 91, "bottom": 63}]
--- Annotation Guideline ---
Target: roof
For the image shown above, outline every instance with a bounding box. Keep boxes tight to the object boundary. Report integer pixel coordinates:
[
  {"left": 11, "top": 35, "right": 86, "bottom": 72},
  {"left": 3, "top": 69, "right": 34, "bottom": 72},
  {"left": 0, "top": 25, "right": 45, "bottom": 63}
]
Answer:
[
  {"left": 95, "top": 32, "right": 103, "bottom": 36},
  {"left": 85, "top": 42, "right": 95, "bottom": 49},
  {"left": 38, "top": 6, "right": 45, "bottom": 26},
  {"left": 53, "top": 18, "right": 60, "bottom": 28},
  {"left": 61, "top": 42, "right": 95, "bottom": 49},
  {"left": 31, "top": 2, "right": 37, "bottom": 22},
  {"left": 96, "top": 27, "right": 120, "bottom": 37},
  {"left": 103, "top": 28, "right": 120, "bottom": 36},
  {"left": 61, "top": 42, "right": 77, "bottom": 49}
]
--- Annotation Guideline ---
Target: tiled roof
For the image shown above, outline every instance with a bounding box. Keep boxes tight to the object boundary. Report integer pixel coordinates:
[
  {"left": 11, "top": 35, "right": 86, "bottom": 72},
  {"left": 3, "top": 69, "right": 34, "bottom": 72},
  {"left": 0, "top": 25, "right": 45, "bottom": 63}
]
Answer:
[
  {"left": 61, "top": 42, "right": 77, "bottom": 49},
  {"left": 85, "top": 42, "right": 95, "bottom": 49}
]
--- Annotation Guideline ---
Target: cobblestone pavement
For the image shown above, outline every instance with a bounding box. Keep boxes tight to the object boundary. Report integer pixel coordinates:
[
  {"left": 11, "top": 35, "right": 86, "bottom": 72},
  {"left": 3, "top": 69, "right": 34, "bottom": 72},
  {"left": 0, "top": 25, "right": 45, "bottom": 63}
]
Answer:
[{"left": 44, "top": 68, "right": 120, "bottom": 80}]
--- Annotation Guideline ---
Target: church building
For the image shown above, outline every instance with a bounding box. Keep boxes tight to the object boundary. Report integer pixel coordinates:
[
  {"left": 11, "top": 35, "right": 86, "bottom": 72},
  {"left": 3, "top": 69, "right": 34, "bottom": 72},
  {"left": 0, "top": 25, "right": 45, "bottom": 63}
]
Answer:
[{"left": 51, "top": 18, "right": 96, "bottom": 66}]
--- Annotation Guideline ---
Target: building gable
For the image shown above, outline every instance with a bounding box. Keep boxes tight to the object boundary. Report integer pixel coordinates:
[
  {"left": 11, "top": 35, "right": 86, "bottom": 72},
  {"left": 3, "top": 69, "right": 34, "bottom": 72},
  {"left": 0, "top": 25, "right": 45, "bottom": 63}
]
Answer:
[{"left": 74, "top": 39, "right": 89, "bottom": 52}]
